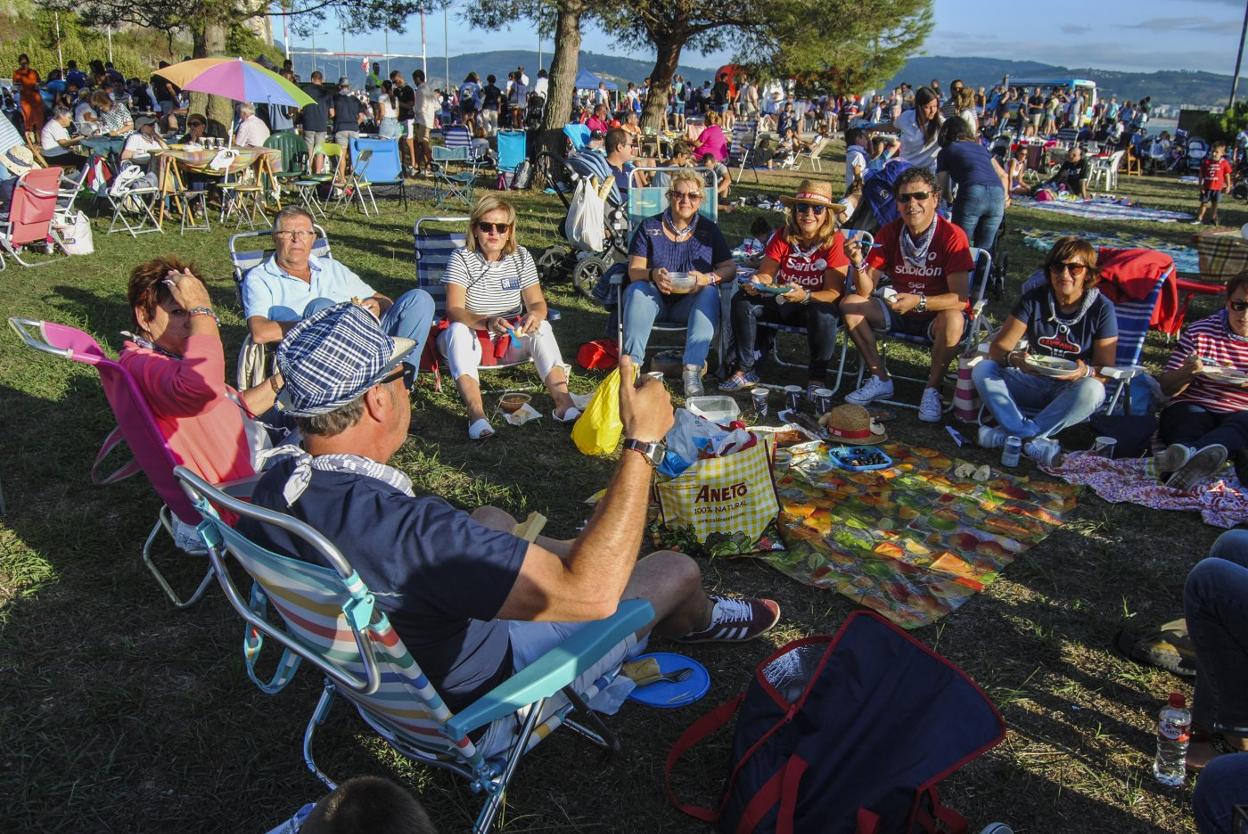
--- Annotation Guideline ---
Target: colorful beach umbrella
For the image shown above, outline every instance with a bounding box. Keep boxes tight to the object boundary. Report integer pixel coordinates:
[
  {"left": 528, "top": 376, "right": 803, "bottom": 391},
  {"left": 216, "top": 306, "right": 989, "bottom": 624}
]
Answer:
[{"left": 154, "top": 57, "right": 314, "bottom": 108}]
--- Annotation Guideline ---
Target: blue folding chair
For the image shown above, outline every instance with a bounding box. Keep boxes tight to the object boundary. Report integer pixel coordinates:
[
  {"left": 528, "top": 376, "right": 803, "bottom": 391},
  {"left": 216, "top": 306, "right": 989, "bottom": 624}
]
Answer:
[
  {"left": 348, "top": 137, "right": 407, "bottom": 211},
  {"left": 496, "top": 129, "right": 526, "bottom": 174},
  {"left": 563, "top": 122, "right": 591, "bottom": 152},
  {"left": 175, "top": 465, "right": 653, "bottom": 834}
]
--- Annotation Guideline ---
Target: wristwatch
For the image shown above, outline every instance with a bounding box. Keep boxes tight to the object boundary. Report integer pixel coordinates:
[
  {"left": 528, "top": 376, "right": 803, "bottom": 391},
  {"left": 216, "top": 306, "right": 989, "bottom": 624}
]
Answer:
[
  {"left": 916, "top": 293, "right": 928, "bottom": 314},
  {"left": 623, "top": 438, "right": 666, "bottom": 467}
]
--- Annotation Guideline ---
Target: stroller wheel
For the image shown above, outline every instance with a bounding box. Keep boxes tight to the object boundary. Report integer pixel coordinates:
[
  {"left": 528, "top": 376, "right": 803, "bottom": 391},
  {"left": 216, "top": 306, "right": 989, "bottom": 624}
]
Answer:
[
  {"left": 536, "top": 245, "right": 571, "bottom": 283},
  {"left": 572, "top": 255, "right": 610, "bottom": 300}
]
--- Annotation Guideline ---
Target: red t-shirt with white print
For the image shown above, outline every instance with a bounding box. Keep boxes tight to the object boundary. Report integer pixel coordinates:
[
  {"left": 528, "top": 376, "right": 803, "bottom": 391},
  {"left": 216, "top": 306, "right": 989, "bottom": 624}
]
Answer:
[
  {"left": 867, "top": 216, "right": 974, "bottom": 299},
  {"left": 762, "top": 229, "right": 850, "bottom": 290}
]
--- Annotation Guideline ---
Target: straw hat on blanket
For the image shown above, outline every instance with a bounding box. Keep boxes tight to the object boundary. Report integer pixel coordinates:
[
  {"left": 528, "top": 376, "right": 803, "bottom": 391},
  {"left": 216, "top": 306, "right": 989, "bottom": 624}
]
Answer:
[{"left": 819, "top": 403, "right": 887, "bottom": 445}]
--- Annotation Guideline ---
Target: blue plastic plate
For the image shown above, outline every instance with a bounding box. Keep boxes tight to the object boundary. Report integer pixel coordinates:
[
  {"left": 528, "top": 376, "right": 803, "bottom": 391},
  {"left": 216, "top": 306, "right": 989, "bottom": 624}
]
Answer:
[
  {"left": 626, "top": 652, "right": 711, "bottom": 709},
  {"left": 827, "top": 445, "right": 893, "bottom": 472},
  {"left": 737, "top": 276, "right": 791, "bottom": 296}
]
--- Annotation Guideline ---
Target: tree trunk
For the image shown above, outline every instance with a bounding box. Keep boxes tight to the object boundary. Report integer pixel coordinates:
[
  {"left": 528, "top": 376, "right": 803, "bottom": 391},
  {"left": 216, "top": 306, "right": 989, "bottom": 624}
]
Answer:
[
  {"left": 641, "top": 39, "right": 683, "bottom": 132},
  {"left": 189, "top": 16, "right": 232, "bottom": 137},
  {"left": 537, "top": 0, "right": 584, "bottom": 161}
]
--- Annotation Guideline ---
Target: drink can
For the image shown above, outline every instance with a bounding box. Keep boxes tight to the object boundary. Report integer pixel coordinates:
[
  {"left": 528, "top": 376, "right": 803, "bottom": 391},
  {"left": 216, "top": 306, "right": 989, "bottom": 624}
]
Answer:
[
  {"left": 812, "top": 387, "right": 834, "bottom": 415},
  {"left": 751, "top": 387, "right": 769, "bottom": 419},
  {"left": 1001, "top": 436, "right": 1022, "bottom": 468},
  {"left": 784, "top": 384, "right": 802, "bottom": 413}
]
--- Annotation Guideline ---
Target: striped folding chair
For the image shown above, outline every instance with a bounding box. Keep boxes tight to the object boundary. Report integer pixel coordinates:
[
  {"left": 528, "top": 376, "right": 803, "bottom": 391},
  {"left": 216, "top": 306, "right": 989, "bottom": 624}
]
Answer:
[
  {"left": 727, "top": 119, "right": 760, "bottom": 184},
  {"left": 8, "top": 317, "right": 256, "bottom": 608},
  {"left": 442, "top": 124, "right": 488, "bottom": 172},
  {"left": 229, "top": 226, "right": 332, "bottom": 390},
  {"left": 176, "top": 465, "right": 653, "bottom": 834}
]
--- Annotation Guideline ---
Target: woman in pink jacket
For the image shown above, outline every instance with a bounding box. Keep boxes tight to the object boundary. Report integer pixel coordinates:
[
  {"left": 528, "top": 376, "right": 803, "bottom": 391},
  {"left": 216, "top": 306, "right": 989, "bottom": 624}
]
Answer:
[
  {"left": 120, "top": 256, "right": 284, "bottom": 489},
  {"left": 692, "top": 110, "right": 731, "bottom": 200}
]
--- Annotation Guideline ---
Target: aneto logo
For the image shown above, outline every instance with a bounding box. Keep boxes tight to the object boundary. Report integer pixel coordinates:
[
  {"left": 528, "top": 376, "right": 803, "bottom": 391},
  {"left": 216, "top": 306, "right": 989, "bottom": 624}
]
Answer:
[{"left": 696, "top": 482, "right": 748, "bottom": 503}]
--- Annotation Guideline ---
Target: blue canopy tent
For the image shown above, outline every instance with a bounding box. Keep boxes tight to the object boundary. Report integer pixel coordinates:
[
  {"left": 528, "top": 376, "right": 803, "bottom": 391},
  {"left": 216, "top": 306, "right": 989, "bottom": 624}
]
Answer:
[{"left": 575, "top": 69, "right": 618, "bottom": 110}]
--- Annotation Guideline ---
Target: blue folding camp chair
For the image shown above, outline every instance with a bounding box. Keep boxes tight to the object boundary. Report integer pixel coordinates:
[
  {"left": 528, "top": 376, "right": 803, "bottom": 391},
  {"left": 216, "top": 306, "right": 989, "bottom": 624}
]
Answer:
[
  {"left": 8, "top": 317, "right": 256, "bottom": 608},
  {"left": 348, "top": 137, "right": 407, "bottom": 211},
  {"left": 563, "top": 123, "right": 591, "bottom": 153},
  {"left": 431, "top": 146, "right": 476, "bottom": 208},
  {"left": 851, "top": 247, "right": 994, "bottom": 413},
  {"left": 496, "top": 129, "right": 526, "bottom": 188},
  {"left": 175, "top": 465, "right": 653, "bottom": 834},
  {"left": 229, "top": 226, "right": 332, "bottom": 389}
]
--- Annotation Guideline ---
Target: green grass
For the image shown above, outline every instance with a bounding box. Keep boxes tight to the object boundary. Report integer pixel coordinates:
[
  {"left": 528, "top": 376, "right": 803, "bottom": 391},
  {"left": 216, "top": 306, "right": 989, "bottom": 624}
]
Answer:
[{"left": 0, "top": 156, "right": 1233, "bottom": 833}]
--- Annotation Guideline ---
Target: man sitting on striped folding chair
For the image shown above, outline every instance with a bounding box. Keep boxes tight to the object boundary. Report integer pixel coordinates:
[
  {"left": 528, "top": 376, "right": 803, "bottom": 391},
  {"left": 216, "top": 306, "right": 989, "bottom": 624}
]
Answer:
[
  {"left": 243, "top": 304, "right": 780, "bottom": 727},
  {"left": 241, "top": 206, "right": 435, "bottom": 364},
  {"left": 842, "top": 167, "right": 974, "bottom": 422}
]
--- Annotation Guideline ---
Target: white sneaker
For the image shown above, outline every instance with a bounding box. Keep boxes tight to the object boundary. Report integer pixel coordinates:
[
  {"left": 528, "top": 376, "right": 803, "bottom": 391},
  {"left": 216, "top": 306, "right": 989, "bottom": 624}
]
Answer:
[
  {"left": 682, "top": 364, "right": 705, "bottom": 397},
  {"left": 978, "top": 425, "right": 1008, "bottom": 449},
  {"left": 918, "top": 387, "right": 942, "bottom": 423},
  {"left": 846, "top": 376, "right": 894, "bottom": 405},
  {"left": 1024, "top": 437, "right": 1061, "bottom": 467}
]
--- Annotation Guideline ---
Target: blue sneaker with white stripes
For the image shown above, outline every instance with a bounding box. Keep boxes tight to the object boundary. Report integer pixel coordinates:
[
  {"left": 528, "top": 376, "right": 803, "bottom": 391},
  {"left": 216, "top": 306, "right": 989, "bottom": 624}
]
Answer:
[{"left": 677, "top": 595, "right": 781, "bottom": 643}]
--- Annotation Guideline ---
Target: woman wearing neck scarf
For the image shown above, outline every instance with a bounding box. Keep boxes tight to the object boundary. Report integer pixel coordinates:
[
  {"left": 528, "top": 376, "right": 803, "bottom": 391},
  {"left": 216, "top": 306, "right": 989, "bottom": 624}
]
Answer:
[
  {"left": 971, "top": 237, "right": 1117, "bottom": 465},
  {"left": 120, "top": 257, "right": 285, "bottom": 498},
  {"left": 721, "top": 179, "right": 850, "bottom": 395},
  {"left": 623, "top": 169, "right": 735, "bottom": 396}
]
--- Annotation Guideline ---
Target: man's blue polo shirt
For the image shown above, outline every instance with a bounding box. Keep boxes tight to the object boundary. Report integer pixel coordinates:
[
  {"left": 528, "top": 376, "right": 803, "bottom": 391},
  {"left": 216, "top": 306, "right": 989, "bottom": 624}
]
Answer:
[
  {"left": 240, "top": 458, "right": 528, "bottom": 712},
  {"left": 241, "top": 254, "right": 377, "bottom": 322}
]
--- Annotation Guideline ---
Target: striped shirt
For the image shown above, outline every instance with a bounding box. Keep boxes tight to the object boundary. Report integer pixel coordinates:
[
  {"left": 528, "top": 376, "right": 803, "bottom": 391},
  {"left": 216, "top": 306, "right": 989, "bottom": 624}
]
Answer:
[
  {"left": 1164, "top": 311, "right": 1248, "bottom": 413},
  {"left": 443, "top": 246, "right": 538, "bottom": 317}
]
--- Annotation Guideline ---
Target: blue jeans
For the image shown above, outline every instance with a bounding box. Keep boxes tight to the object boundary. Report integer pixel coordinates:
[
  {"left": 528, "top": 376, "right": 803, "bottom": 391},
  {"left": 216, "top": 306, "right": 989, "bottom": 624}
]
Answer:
[
  {"left": 952, "top": 184, "right": 1006, "bottom": 251},
  {"left": 1160, "top": 402, "right": 1248, "bottom": 455},
  {"left": 622, "top": 282, "right": 719, "bottom": 367},
  {"left": 1194, "top": 752, "right": 1248, "bottom": 834},
  {"left": 1186, "top": 529, "right": 1248, "bottom": 738},
  {"left": 972, "top": 359, "right": 1105, "bottom": 439},
  {"left": 304, "top": 289, "right": 435, "bottom": 370}
]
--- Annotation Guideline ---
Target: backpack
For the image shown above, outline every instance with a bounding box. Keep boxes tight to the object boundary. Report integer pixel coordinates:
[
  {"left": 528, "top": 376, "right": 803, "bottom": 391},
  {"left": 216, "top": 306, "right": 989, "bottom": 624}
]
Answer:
[
  {"left": 666, "top": 611, "right": 1004, "bottom": 834},
  {"left": 862, "top": 159, "right": 913, "bottom": 227},
  {"left": 512, "top": 159, "right": 533, "bottom": 189}
]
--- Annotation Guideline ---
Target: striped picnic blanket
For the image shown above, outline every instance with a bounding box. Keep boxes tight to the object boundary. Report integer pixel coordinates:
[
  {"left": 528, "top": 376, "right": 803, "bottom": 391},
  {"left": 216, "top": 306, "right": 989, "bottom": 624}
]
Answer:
[{"left": 1014, "top": 196, "right": 1193, "bottom": 223}]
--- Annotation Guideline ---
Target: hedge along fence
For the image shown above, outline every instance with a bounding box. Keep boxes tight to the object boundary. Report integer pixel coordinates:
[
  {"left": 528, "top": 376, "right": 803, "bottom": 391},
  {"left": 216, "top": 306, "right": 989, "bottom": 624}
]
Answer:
[{"left": 0, "top": 11, "right": 184, "bottom": 80}]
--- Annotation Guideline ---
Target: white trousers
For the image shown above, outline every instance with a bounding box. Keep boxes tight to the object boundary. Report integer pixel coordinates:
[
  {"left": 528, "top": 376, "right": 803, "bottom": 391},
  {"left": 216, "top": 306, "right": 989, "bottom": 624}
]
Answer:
[{"left": 437, "top": 320, "right": 565, "bottom": 382}]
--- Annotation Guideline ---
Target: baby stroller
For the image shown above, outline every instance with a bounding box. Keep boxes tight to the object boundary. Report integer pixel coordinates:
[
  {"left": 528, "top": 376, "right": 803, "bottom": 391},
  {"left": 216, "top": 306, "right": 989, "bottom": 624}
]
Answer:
[
  {"left": 1186, "top": 137, "right": 1210, "bottom": 172},
  {"left": 534, "top": 149, "right": 630, "bottom": 299},
  {"left": 845, "top": 158, "right": 913, "bottom": 235}
]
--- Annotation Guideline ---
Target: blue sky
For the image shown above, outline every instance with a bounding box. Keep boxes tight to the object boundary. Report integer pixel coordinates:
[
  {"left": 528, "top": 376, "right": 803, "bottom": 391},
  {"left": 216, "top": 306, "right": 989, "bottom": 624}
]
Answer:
[{"left": 291, "top": 0, "right": 1248, "bottom": 76}]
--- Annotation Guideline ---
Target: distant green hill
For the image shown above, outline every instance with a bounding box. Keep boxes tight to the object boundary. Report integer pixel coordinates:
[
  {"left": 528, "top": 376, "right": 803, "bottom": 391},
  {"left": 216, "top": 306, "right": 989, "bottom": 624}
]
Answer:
[
  {"left": 886, "top": 56, "right": 1234, "bottom": 110},
  {"left": 288, "top": 48, "right": 716, "bottom": 91}
]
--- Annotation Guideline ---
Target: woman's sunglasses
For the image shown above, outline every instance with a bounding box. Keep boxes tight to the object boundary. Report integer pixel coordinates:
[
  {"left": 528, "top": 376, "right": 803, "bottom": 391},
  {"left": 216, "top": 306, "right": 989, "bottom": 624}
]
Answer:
[
  {"left": 476, "top": 221, "right": 511, "bottom": 235},
  {"left": 1229, "top": 299, "right": 1248, "bottom": 313},
  {"left": 795, "top": 204, "right": 826, "bottom": 216},
  {"left": 1049, "top": 261, "right": 1089, "bottom": 279},
  {"left": 895, "top": 191, "right": 932, "bottom": 204},
  {"left": 379, "top": 364, "right": 415, "bottom": 391},
  {"left": 669, "top": 190, "right": 702, "bottom": 202}
]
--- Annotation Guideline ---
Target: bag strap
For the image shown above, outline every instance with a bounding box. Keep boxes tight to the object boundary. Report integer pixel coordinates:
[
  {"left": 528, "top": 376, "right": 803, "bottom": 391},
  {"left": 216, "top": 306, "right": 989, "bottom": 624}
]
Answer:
[
  {"left": 91, "top": 426, "right": 142, "bottom": 485},
  {"left": 774, "top": 755, "right": 808, "bottom": 834},
  {"left": 911, "top": 786, "right": 967, "bottom": 834},
  {"left": 664, "top": 693, "right": 745, "bottom": 822}
]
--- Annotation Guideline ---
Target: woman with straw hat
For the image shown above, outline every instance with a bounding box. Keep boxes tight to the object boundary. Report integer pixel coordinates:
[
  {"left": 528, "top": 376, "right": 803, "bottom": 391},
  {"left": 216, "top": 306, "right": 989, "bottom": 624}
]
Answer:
[{"left": 721, "top": 179, "right": 850, "bottom": 395}]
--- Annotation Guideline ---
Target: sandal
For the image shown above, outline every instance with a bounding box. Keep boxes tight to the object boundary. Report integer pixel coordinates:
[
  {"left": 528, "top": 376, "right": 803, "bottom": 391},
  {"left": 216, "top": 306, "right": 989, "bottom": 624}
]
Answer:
[{"left": 468, "top": 418, "right": 495, "bottom": 441}]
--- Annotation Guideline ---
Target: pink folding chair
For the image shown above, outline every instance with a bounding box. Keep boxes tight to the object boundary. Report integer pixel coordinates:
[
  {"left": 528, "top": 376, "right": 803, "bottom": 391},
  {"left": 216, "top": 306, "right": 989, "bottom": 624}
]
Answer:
[
  {"left": 0, "top": 166, "right": 68, "bottom": 270},
  {"left": 8, "top": 316, "right": 252, "bottom": 607}
]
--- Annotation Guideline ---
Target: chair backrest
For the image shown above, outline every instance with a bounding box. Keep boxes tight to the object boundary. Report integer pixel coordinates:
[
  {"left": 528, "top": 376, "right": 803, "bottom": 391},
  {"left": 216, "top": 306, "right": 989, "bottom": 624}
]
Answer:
[
  {"left": 432, "top": 145, "right": 469, "bottom": 164},
  {"left": 442, "top": 125, "right": 473, "bottom": 152},
  {"left": 229, "top": 226, "right": 332, "bottom": 288},
  {"left": 6, "top": 166, "right": 63, "bottom": 247},
  {"left": 348, "top": 137, "right": 401, "bottom": 182},
  {"left": 563, "top": 123, "right": 590, "bottom": 151},
  {"left": 8, "top": 317, "right": 199, "bottom": 524},
  {"left": 496, "top": 130, "right": 526, "bottom": 172},
  {"left": 626, "top": 166, "right": 718, "bottom": 236},
  {"left": 412, "top": 215, "right": 469, "bottom": 320},
  {"left": 174, "top": 466, "right": 480, "bottom": 764},
  {"left": 264, "top": 131, "right": 307, "bottom": 175},
  {"left": 727, "top": 120, "right": 758, "bottom": 163},
  {"left": 314, "top": 142, "right": 343, "bottom": 160}
]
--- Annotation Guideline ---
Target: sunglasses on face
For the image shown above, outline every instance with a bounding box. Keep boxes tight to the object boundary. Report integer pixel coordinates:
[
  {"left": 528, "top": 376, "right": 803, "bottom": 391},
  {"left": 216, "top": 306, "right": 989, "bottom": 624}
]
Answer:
[
  {"left": 895, "top": 191, "right": 932, "bottom": 203},
  {"left": 670, "top": 190, "right": 702, "bottom": 202},
  {"left": 380, "top": 364, "right": 415, "bottom": 391},
  {"left": 1049, "top": 261, "right": 1089, "bottom": 279},
  {"left": 1229, "top": 299, "right": 1248, "bottom": 313},
  {"left": 795, "top": 204, "right": 826, "bottom": 216},
  {"left": 476, "top": 221, "right": 511, "bottom": 235},
  {"left": 274, "top": 229, "right": 315, "bottom": 240}
]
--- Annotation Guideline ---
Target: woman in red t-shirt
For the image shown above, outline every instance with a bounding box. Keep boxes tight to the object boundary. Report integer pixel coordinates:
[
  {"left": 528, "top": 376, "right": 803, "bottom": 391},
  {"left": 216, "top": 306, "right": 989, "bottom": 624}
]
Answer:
[{"left": 721, "top": 179, "right": 850, "bottom": 394}]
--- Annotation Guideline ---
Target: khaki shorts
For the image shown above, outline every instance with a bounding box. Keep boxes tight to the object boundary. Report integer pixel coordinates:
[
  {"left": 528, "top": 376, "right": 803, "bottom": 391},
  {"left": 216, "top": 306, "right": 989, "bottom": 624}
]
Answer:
[
  {"left": 413, "top": 123, "right": 429, "bottom": 145},
  {"left": 303, "top": 130, "right": 327, "bottom": 156}
]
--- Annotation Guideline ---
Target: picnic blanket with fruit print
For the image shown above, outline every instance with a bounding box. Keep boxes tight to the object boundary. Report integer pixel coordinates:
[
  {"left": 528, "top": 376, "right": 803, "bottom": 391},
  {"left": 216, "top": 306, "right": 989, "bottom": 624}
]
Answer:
[{"left": 761, "top": 441, "right": 1080, "bottom": 629}]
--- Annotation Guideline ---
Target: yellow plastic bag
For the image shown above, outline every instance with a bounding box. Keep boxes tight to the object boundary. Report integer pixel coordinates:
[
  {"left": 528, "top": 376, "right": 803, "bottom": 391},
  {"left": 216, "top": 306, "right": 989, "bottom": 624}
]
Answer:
[{"left": 572, "top": 367, "right": 631, "bottom": 456}]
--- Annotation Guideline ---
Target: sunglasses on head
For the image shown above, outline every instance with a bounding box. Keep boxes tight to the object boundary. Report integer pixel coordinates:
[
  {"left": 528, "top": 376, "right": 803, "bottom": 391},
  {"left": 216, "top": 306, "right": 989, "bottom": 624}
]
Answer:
[
  {"left": 1049, "top": 260, "right": 1089, "bottom": 278},
  {"left": 795, "top": 203, "right": 826, "bottom": 216},
  {"left": 1229, "top": 299, "right": 1248, "bottom": 313},
  {"left": 379, "top": 364, "right": 415, "bottom": 391},
  {"left": 476, "top": 221, "right": 511, "bottom": 235},
  {"left": 895, "top": 191, "right": 932, "bottom": 204}
]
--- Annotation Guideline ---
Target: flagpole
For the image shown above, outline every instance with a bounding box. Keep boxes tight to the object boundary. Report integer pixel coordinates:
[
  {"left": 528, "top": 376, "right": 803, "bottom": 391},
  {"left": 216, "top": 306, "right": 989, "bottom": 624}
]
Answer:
[
  {"left": 421, "top": 12, "right": 427, "bottom": 79},
  {"left": 1231, "top": 0, "right": 1248, "bottom": 108},
  {"left": 443, "top": 4, "right": 449, "bottom": 89}
]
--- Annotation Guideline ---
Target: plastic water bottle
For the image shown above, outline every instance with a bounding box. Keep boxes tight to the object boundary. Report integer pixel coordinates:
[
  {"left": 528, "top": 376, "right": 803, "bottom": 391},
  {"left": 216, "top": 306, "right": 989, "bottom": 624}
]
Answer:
[{"left": 1153, "top": 692, "right": 1191, "bottom": 786}]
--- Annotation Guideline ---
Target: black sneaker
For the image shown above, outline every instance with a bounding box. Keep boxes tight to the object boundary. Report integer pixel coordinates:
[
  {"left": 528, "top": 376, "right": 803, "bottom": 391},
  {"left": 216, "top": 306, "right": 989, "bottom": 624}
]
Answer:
[{"left": 677, "top": 595, "right": 781, "bottom": 643}]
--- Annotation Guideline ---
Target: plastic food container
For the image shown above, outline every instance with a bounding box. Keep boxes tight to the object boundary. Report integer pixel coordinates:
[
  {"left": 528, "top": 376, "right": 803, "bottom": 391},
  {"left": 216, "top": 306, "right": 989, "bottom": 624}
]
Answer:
[
  {"left": 827, "top": 445, "right": 893, "bottom": 472},
  {"left": 686, "top": 396, "right": 741, "bottom": 423},
  {"left": 666, "top": 271, "right": 697, "bottom": 294}
]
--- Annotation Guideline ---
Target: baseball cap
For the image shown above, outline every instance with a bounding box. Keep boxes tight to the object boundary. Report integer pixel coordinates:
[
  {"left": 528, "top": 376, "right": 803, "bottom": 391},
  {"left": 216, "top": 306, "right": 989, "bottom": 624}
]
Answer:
[
  {"left": 338, "top": 76, "right": 351, "bottom": 88},
  {"left": 275, "top": 303, "right": 416, "bottom": 417}
]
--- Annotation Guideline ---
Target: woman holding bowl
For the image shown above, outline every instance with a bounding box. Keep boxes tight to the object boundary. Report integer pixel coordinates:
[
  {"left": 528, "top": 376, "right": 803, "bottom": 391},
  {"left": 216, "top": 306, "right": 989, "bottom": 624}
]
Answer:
[
  {"left": 972, "top": 236, "right": 1118, "bottom": 465},
  {"left": 440, "top": 195, "right": 577, "bottom": 441},
  {"left": 721, "top": 179, "right": 850, "bottom": 395},
  {"left": 623, "top": 169, "right": 735, "bottom": 396}
]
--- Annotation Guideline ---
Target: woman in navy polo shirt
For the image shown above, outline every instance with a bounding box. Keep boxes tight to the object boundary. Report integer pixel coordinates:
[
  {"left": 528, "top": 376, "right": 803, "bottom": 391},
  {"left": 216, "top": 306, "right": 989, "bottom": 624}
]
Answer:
[
  {"left": 936, "top": 117, "right": 1010, "bottom": 250},
  {"left": 973, "top": 237, "right": 1118, "bottom": 465},
  {"left": 623, "top": 169, "right": 736, "bottom": 397}
]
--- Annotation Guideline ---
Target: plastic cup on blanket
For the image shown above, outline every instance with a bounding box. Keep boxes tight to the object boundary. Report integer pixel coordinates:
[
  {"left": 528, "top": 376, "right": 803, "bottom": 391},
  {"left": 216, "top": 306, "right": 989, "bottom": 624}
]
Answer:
[{"left": 1091, "top": 436, "right": 1118, "bottom": 459}]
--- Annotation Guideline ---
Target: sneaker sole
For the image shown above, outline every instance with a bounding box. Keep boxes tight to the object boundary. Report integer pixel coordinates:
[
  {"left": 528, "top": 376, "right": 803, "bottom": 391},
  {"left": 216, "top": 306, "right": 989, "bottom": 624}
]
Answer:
[{"left": 1167, "top": 445, "right": 1228, "bottom": 492}]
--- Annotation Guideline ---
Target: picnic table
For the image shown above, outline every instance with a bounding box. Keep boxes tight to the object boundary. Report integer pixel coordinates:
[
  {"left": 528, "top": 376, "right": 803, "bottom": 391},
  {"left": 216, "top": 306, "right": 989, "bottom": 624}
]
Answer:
[{"left": 152, "top": 144, "right": 282, "bottom": 226}]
